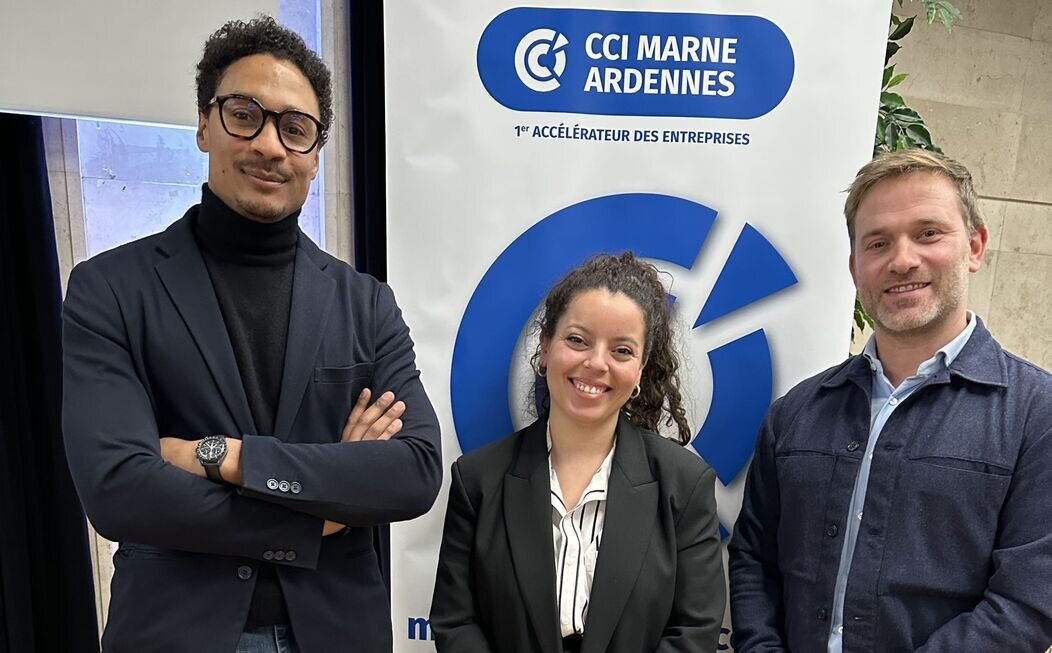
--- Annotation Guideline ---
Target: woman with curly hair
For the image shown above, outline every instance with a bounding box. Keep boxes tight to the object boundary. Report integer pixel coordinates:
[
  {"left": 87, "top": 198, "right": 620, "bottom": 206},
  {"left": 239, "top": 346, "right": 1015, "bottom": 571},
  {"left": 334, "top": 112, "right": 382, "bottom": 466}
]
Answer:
[{"left": 431, "top": 252, "right": 725, "bottom": 653}]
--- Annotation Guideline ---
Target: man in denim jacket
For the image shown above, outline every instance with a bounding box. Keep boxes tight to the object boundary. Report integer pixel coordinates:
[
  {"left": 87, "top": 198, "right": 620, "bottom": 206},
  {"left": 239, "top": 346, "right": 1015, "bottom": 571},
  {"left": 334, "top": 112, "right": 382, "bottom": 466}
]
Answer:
[{"left": 729, "top": 149, "right": 1052, "bottom": 652}]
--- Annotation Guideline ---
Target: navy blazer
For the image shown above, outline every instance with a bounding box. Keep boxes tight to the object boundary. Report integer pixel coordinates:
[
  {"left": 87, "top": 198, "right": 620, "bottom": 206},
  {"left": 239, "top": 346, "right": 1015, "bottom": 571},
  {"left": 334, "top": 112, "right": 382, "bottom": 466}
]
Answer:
[
  {"left": 431, "top": 416, "right": 726, "bottom": 653},
  {"left": 62, "top": 208, "right": 441, "bottom": 653}
]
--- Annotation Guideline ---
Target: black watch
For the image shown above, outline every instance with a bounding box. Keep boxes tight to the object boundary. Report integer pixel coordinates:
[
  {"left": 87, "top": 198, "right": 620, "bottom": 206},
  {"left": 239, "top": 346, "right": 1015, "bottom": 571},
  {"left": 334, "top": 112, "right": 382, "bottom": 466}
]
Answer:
[{"left": 195, "top": 436, "right": 228, "bottom": 483}]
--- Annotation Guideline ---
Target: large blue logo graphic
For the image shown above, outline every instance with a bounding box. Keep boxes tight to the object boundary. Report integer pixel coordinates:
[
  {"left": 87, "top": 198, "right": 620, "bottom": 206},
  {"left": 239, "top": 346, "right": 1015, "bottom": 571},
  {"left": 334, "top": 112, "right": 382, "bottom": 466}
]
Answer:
[
  {"left": 450, "top": 194, "right": 797, "bottom": 528},
  {"left": 478, "top": 8, "right": 795, "bottom": 118}
]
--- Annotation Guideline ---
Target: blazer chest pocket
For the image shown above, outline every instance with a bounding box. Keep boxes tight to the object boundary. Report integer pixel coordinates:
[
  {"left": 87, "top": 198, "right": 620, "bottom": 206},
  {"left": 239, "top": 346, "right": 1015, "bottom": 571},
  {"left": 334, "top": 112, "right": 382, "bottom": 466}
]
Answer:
[
  {"left": 314, "top": 363, "right": 374, "bottom": 385},
  {"left": 878, "top": 456, "right": 1011, "bottom": 599}
]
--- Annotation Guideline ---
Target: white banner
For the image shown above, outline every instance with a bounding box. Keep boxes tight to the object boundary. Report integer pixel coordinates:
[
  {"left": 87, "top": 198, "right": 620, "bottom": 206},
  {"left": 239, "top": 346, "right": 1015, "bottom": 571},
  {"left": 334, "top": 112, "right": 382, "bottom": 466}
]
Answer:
[{"left": 384, "top": 2, "right": 889, "bottom": 650}]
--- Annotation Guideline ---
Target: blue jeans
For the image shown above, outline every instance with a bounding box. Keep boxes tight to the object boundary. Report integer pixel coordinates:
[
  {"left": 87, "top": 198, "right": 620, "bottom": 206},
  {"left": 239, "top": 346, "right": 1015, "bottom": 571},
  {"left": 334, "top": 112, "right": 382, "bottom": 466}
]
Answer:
[{"left": 236, "top": 624, "right": 298, "bottom": 653}]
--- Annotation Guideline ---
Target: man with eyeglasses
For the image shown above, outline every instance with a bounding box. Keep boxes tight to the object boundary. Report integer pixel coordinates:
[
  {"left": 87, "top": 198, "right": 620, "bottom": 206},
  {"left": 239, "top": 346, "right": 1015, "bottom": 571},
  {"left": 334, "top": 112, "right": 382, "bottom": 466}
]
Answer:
[{"left": 61, "top": 16, "right": 441, "bottom": 653}]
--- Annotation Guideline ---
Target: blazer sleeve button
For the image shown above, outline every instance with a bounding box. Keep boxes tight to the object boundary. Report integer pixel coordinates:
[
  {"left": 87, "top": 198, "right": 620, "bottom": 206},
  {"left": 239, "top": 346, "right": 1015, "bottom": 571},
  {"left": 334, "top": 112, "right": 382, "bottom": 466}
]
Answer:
[
  {"left": 237, "top": 566, "right": 253, "bottom": 580},
  {"left": 266, "top": 478, "right": 279, "bottom": 490}
]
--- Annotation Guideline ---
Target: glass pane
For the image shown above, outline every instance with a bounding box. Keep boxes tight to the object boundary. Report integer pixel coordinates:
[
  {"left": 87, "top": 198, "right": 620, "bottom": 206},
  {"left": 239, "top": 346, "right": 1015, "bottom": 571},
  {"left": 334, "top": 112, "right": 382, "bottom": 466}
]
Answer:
[{"left": 78, "top": 0, "right": 325, "bottom": 256}]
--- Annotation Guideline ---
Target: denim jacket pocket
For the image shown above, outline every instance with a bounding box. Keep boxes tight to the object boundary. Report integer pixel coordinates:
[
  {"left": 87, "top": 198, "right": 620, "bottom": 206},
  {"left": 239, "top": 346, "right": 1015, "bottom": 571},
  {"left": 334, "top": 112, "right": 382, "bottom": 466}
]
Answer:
[
  {"left": 877, "top": 457, "right": 1010, "bottom": 598},
  {"left": 775, "top": 450, "right": 836, "bottom": 583}
]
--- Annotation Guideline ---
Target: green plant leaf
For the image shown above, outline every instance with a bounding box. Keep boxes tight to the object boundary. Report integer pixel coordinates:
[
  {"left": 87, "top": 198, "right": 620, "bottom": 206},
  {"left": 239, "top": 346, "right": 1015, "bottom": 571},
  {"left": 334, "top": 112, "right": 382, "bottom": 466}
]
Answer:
[
  {"left": 886, "top": 41, "right": 901, "bottom": 64},
  {"left": 905, "top": 124, "right": 932, "bottom": 147},
  {"left": 887, "top": 72, "right": 908, "bottom": 88},
  {"left": 889, "top": 15, "right": 916, "bottom": 41},
  {"left": 884, "top": 122, "right": 899, "bottom": 149},
  {"left": 881, "top": 92, "right": 906, "bottom": 108},
  {"left": 888, "top": 108, "right": 922, "bottom": 123},
  {"left": 937, "top": 1, "right": 962, "bottom": 29},
  {"left": 883, "top": 65, "right": 894, "bottom": 88}
]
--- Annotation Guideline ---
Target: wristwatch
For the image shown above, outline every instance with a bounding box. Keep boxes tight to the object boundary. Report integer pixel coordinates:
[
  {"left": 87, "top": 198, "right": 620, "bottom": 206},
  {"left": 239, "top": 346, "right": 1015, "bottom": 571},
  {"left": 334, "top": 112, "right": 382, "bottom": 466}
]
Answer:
[{"left": 195, "top": 436, "right": 228, "bottom": 483}]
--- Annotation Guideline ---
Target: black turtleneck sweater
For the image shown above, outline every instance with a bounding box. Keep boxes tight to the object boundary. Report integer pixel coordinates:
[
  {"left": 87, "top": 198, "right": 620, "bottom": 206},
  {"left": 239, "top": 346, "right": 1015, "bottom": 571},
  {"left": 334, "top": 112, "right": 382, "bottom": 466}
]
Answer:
[{"left": 194, "top": 184, "right": 297, "bottom": 629}]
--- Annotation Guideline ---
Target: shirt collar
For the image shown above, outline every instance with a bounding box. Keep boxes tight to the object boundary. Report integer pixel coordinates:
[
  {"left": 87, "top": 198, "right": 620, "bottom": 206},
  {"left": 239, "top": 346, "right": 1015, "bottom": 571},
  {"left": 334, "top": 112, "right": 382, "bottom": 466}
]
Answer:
[
  {"left": 862, "top": 310, "right": 977, "bottom": 380},
  {"left": 546, "top": 421, "right": 616, "bottom": 509}
]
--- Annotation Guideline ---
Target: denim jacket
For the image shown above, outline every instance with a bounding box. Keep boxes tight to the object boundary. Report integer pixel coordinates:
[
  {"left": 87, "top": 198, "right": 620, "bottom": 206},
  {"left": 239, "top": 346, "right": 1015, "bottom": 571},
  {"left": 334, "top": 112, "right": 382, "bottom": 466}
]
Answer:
[{"left": 729, "top": 318, "right": 1052, "bottom": 652}]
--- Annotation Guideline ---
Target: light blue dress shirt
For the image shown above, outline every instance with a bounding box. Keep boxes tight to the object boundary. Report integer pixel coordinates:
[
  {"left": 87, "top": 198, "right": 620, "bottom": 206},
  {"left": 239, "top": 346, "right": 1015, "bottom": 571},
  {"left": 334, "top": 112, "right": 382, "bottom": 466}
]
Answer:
[{"left": 828, "top": 313, "right": 977, "bottom": 653}]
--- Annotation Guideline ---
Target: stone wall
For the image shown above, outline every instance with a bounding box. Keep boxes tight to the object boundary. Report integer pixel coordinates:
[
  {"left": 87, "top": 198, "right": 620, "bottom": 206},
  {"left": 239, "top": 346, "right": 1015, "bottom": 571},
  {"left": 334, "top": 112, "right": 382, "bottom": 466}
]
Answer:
[{"left": 893, "top": 0, "right": 1052, "bottom": 367}]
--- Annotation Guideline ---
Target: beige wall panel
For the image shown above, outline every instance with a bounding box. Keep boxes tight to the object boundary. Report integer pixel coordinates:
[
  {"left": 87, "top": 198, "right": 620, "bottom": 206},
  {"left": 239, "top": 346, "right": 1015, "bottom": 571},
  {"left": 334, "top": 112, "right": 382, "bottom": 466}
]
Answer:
[
  {"left": 900, "top": 98, "right": 1022, "bottom": 198},
  {"left": 1000, "top": 201, "right": 1052, "bottom": 256},
  {"left": 42, "top": 117, "right": 65, "bottom": 173},
  {"left": 901, "top": 0, "right": 1039, "bottom": 40},
  {"left": 895, "top": 26, "right": 1029, "bottom": 111},
  {"left": 977, "top": 197, "right": 1006, "bottom": 251},
  {"left": 336, "top": 191, "right": 354, "bottom": 263},
  {"left": 48, "top": 170, "right": 74, "bottom": 293},
  {"left": 1012, "top": 115, "right": 1052, "bottom": 204},
  {"left": 1034, "top": 2, "right": 1052, "bottom": 43},
  {"left": 968, "top": 249, "right": 999, "bottom": 322},
  {"left": 1022, "top": 40, "right": 1052, "bottom": 117},
  {"left": 987, "top": 251, "right": 1052, "bottom": 368}
]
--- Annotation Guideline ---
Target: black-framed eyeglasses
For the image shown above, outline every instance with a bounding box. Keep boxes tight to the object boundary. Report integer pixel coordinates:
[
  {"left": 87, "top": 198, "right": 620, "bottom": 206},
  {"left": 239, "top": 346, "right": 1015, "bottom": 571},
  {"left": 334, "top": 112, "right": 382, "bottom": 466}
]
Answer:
[{"left": 207, "top": 94, "right": 326, "bottom": 154}]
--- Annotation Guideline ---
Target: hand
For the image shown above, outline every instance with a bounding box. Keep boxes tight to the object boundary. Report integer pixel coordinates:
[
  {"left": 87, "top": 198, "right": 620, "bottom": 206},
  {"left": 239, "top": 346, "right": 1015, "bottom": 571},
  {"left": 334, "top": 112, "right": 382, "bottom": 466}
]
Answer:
[
  {"left": 160, "top": 437, "right": 204, "bottom": 478},
  {"left": 341, "top": 389, "right": 405, "bottom": 442},
  {"left": 322, "top": 520, "right": 346, "bottom": 536}
]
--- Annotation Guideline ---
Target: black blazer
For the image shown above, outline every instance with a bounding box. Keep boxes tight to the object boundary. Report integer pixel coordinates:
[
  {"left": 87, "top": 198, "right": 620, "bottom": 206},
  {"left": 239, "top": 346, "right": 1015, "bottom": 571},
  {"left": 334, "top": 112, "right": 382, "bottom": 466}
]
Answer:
[
  {"left": 61, "top": 208, "right": 442, "bottom": 653},
  {"left": 431, "top": 416, "right": 725, "bottom": 653}
]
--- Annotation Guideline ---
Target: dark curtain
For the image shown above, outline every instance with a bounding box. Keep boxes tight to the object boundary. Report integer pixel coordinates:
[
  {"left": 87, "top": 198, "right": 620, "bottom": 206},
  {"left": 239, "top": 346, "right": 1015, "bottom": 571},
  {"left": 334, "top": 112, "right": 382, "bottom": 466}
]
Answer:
[
  {"left": 0, "top": 113, "right": 99, "bottom": 653},
  {"left": 349, "top": 0, "right": 388, "bottom": 282},
  {"left": 348, "top": 2, "right": 392, "bottom": 594}
]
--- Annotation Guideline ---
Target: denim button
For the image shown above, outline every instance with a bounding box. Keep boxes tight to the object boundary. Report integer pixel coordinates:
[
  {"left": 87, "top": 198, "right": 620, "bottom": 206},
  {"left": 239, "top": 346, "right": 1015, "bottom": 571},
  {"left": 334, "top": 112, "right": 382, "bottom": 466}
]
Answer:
[
  {"left": 237, "top": 565, "right": 253, "bottom": 580},
  {"left": 846, "top": 441, "right": 859, "bottom": 452},
  {"left": 826, "top": 524, "right": 839, "bottom": 538}
]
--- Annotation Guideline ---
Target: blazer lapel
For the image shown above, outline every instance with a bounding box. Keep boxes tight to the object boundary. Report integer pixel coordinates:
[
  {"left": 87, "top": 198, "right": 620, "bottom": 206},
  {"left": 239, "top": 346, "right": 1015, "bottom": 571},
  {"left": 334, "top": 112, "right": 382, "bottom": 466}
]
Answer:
[
  {"left": 582, "top": 417, "right": 657, "bottom": 653},
  {"left": 504, "top": 421, "right": 562, "bottom": 653},
  {"left": 272, "top": 237, "right": 335, "bottom": 440},
  {"left": 155, "top": 213, "right": 256, "bottom": 435}
]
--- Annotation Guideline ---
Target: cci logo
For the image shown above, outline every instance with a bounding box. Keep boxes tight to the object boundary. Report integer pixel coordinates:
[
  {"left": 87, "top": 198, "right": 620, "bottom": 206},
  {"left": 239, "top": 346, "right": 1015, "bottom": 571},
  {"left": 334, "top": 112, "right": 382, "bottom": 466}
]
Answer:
[
  {"left": 478, "top": 7, "right": 794, "bottom": 118},
  {"left": 450, "top": 194, "right": 797, "bottom": 536},
  {"left": 514, "top": 28, "right": 568, "bottom": 92}
]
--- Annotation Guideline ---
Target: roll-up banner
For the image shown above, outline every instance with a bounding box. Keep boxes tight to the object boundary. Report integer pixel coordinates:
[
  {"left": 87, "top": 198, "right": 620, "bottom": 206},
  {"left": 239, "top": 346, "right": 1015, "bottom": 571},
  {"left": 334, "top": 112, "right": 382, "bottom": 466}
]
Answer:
[{"left": 384, "top": 2, "right": 889, "bottom": 649}]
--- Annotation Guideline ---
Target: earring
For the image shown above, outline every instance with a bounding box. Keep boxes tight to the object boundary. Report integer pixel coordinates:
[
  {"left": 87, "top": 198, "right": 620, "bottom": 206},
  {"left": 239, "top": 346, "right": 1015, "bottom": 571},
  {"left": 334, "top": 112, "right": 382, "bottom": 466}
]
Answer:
[
  {"left": 630, "top": 385, "right": 641, "bottom": 399},
  {"left": 538, "top": 364, "right": 547, "bottom": 376}
]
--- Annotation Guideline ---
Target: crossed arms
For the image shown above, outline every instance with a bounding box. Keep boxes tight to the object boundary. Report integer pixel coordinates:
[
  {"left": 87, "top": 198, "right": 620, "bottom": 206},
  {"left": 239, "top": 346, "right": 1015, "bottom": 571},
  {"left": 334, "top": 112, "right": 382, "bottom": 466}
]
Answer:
[{"left": 61, "top": 261, "right": 441, "bottom": 570}]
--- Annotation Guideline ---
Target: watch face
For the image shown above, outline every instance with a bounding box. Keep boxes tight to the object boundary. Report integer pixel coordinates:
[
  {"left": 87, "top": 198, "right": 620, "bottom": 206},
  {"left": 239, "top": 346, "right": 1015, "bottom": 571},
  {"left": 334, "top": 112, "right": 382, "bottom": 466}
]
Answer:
[{"left": 196, "top": 437, "right": 227, "bottom": 464}]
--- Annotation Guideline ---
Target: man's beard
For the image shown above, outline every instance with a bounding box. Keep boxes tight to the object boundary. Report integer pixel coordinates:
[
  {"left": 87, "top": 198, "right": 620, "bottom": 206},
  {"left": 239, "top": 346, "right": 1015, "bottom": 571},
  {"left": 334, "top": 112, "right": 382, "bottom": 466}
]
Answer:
[{"left": 865, "top": 261, "right": 969, "bottom": 338}]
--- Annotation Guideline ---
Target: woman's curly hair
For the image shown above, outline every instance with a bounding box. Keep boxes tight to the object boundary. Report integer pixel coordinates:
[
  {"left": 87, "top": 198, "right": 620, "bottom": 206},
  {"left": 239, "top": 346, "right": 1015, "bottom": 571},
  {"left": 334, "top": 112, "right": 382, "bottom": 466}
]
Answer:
[
  {"left": 532, "top": 252, "right": 691, "bottom": 445},
  {"left": 196, "top": 15, "right": 333, "bottom": 137}
]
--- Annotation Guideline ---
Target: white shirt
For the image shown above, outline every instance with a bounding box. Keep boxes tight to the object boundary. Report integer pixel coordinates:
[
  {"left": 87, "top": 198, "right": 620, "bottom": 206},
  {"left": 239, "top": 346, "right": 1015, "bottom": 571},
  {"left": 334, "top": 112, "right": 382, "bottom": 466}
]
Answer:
[{"left": 547, "top": 427, "right": 615, "bottom": 637}]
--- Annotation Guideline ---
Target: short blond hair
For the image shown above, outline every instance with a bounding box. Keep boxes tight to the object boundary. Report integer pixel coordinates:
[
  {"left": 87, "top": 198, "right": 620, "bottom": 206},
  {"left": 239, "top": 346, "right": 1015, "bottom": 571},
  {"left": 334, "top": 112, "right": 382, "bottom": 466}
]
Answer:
[{"left": 844, "top": 149, "right": 983, "bottom": 249}]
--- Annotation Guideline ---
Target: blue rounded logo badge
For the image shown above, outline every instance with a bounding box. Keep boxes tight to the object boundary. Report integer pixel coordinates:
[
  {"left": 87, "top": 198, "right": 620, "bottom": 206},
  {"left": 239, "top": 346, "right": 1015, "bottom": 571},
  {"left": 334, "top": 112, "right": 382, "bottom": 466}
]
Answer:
[{"left": 478, "top": 8, "right": 795, "bottom": 118}]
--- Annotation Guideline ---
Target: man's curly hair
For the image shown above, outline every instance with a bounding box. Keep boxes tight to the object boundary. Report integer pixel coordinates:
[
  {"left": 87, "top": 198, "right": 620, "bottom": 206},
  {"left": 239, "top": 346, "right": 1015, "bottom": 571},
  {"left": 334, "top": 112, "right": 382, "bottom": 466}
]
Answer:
[{"left": 196, "top": 15, "right": 333, "bottom": 137}]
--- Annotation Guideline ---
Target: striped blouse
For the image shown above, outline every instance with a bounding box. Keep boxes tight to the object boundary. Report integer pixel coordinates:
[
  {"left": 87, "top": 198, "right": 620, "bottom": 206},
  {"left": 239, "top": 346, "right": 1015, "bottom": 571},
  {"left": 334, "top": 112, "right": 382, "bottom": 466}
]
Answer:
[{"left": 547, "top": 430, "right": 615, "bottom": 637}]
